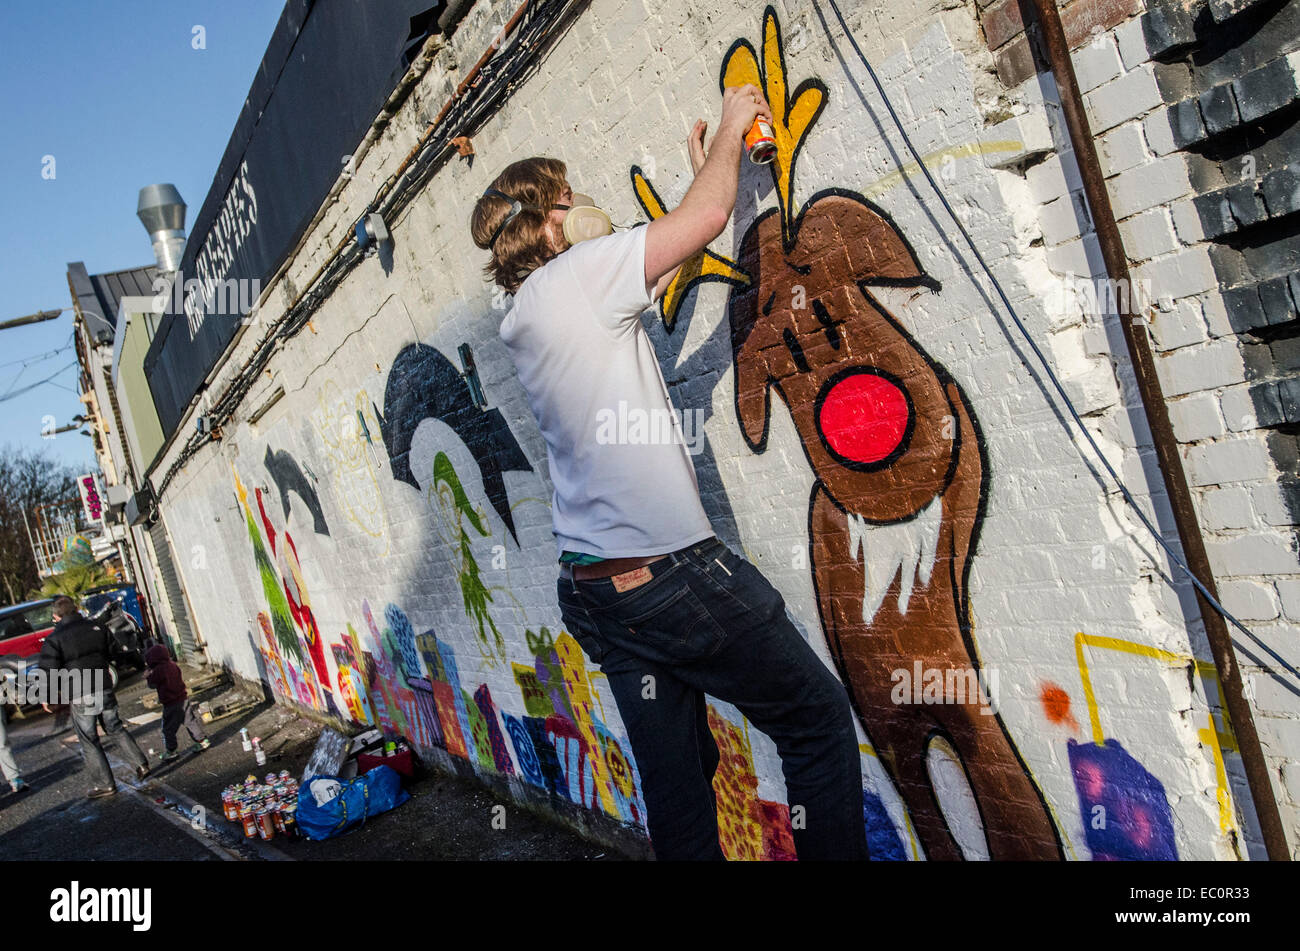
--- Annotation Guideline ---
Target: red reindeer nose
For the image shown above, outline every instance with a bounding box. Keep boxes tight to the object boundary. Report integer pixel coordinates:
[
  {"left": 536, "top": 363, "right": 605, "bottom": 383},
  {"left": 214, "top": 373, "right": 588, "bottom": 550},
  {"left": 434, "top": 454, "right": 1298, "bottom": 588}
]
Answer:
[{"left": 816, "top": 369, "right": 912, "bottom": 467}]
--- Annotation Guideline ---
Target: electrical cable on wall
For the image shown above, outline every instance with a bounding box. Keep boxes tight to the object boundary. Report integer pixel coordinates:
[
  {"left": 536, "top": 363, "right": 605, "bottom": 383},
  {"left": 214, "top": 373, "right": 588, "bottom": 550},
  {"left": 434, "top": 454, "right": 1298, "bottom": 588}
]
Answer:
[{"left": 820, "top": 0, "right": 1293, "bottom": 679}]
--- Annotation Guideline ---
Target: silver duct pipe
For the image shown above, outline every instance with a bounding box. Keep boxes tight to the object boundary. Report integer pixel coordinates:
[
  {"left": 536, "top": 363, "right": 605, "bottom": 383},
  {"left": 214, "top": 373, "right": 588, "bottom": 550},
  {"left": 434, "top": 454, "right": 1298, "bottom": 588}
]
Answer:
[{"left": 136, "top": 184, "right": 187, "bottom": 274}]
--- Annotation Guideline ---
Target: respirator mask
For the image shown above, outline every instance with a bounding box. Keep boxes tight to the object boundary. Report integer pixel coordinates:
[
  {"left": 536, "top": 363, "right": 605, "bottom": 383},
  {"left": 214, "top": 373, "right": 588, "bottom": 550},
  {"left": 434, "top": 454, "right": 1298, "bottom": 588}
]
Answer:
[
  {"left": 483, "top": 187, "right": 614, "bottom": 249},
  {"left": 557, "top": 193, "right": 613, "bottom": 245}
]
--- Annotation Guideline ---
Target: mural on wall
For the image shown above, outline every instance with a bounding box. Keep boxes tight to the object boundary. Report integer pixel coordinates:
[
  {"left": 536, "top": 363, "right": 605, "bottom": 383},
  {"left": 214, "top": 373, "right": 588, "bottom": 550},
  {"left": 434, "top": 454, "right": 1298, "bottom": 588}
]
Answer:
[
  {"left": 186, "top": 4, "right": 1252, "bottom": 862},
  {"left": 1058, "top": 631, "right": 1242, "bottom": 859},
  {"left": 431, "top": 450, "right": 508, "bottom": 665},
  {"left": 264, "top": 445, "right": 331, "bottom": 537},
  {"left": 707, "top": 705, "right": 797, "bottom": 861},
  {"left": 313, "top": 380, "right": 391, "bottom": 551},
  {"left": 227, "top": 408, "right": 654, "bottom": 833},
  {"left": 634, "top": 6, "right": 1060, "bottom": 860},
  {"left": 373, "top": 342, "right": 532, "bottom": 543}
]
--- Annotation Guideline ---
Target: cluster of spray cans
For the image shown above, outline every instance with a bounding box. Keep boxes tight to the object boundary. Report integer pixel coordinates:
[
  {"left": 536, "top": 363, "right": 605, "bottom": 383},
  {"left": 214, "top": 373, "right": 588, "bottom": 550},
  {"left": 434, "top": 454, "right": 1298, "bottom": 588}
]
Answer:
[{"left": 222, "top": 771, "right": 300, "bottom": 841}]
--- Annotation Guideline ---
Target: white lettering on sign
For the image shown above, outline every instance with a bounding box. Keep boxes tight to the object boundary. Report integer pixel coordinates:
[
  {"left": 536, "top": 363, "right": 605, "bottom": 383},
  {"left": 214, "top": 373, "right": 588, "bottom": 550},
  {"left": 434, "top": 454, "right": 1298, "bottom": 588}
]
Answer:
[{"left": 183, "top": 158, "right": 260, "bottom": 336}]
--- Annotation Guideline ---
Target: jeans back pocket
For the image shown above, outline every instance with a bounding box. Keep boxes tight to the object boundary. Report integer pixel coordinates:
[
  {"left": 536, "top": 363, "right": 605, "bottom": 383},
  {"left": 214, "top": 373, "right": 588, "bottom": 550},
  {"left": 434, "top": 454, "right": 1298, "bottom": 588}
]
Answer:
[{"left": 591, "top": 564, "right": 726, "bottom": 663}]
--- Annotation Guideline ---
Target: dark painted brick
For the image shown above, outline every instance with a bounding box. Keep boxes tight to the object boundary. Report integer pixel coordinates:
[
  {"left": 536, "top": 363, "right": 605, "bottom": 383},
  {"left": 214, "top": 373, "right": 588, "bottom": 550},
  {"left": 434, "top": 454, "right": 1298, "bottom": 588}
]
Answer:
[
  {"left": 1193, "top": 189, "right": 1239, "bottom": 239},
  {"left": 1260, "top": 164, "right": 1300, "bottom": 219},
  {"left": 1233, "top": 57, "right": 1300, "bottom": 124},
  {"left": 1168, "top": 98, "right": 1208, "bottom": 149},
  {"left": 1226, "top": 180, "right": 1268, "bottom": 229},
  {"left": 1280, "top": 479, "right": 1300, "bottom": 522},
  {"left": 981, "top": 0, "right": 1026, "bottom": 51},
  {"left": 1209, "top": 0, "right": 1273, "bottom": 23},
  {"left": 1271, "top": 336, "right": 1300, "bottom": 375},
  {"left": 1061, "top": 0, "right": 1144, "bottom": 49},
  {"left": 1222, "top": 284, "right": 1268, "bottom": 333},
  {"left": 1199, "top": 82, "right": 1241, "bottom": 136},
  {"left": 1278, "top": 376, "right": 1300, "bottom": 422},
  {"left": 1141, "top": 0, "right": 1197, "bottom": 58},
  {"left": 1266, "top": 432, "right": 1300, "bottom": 479},
  {"left": 1250, "top": 381, "right": 1288, "bottom": 427},
  {"left": 995, "top": 33, "right": 1038, "bottom": 87},
  {"left": 1258, "top": 275, "right": 1298, "bottom": 327},
  {"left": 1242, "top": 238, "right": 1300, "bottom": 288},
  {"left": 1242, "top": 341, "right": 1274, "bottom": 380}
]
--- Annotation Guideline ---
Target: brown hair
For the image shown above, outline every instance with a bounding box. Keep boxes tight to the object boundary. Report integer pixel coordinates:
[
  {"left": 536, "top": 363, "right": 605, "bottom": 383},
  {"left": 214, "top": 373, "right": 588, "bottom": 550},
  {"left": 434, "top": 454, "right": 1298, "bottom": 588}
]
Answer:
[
  {"left": 471, "top": 157, "right": 569, "bottom": 294},
  {"left": 52, "top": 595, "right": 78, "bottom": 619}
]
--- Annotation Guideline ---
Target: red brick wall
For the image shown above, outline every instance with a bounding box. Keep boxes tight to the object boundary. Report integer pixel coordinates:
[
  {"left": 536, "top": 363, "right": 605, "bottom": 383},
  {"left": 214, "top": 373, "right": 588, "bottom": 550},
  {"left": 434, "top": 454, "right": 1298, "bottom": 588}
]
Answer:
[{"left": 980, "top": 0, "right": 1145, "bottom": 85}]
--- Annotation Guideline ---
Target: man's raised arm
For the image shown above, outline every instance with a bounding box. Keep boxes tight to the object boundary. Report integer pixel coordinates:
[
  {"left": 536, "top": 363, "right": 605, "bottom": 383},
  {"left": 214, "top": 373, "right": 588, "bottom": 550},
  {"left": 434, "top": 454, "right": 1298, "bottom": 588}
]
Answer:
[{"left": 644, "top": 83, "right": 772, "bottom": 291}]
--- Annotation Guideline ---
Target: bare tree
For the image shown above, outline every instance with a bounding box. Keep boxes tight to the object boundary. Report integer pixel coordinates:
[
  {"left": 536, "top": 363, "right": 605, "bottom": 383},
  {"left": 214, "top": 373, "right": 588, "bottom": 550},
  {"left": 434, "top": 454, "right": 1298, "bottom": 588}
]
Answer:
[{"left": 0, "top": 445, "right": 81, "bottom": 604}]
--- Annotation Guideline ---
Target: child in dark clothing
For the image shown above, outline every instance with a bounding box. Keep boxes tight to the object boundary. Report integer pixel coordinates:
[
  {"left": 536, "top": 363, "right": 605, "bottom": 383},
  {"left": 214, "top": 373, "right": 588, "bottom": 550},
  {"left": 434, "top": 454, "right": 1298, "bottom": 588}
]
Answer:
[{"left": 145, "top": 644, "right": 210, "bottom": 760}]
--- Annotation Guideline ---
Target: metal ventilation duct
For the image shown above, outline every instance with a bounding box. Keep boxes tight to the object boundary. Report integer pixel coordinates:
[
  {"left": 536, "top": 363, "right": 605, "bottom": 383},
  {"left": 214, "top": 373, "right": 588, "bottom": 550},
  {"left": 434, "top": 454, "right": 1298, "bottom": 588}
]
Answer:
[{"left": 136, "top": 184, "right": 187, "bottom": 274}]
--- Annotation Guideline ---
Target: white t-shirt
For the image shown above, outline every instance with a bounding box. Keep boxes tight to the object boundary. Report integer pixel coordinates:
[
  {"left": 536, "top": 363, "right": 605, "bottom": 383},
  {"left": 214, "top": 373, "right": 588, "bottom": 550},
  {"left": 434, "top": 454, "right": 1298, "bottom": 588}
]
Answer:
[{"left": 498, "top": 224, "right": 715, "bottom": 559}]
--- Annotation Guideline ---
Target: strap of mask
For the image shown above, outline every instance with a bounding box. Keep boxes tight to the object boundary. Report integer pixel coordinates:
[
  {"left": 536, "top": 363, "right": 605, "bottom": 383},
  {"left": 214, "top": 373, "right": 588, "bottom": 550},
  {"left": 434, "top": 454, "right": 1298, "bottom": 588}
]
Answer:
[{"left": 483, "top": 187, "right": 540, "bottom": 249}]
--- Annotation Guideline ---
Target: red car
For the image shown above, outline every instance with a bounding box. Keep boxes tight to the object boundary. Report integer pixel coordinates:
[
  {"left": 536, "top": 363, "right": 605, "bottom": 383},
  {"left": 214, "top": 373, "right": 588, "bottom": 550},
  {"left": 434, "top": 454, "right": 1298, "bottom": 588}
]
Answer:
[{"left": 0, "top": 598, "right": 56, "bottom": 659}]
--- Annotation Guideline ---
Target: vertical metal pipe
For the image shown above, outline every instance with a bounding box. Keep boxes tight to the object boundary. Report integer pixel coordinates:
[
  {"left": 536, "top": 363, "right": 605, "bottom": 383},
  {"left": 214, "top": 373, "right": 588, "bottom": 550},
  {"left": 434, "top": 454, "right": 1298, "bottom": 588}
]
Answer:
[{"left": 1023, "top": 0, "right": 1290, "bottom": 860}]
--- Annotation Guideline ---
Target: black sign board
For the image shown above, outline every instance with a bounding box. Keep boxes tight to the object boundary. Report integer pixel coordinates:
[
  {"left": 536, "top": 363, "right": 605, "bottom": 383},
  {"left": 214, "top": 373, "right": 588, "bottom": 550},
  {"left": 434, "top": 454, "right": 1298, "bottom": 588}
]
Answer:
[{"left": 144, "top": 0, "right": 442, "bottom": 444}]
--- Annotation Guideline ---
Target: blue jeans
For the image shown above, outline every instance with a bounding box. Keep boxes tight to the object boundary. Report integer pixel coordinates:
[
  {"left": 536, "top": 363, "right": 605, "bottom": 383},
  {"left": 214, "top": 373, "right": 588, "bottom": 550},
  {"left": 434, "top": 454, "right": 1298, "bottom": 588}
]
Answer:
[{"left": 557, "top": 536, "right": 867, "bottom": 861}]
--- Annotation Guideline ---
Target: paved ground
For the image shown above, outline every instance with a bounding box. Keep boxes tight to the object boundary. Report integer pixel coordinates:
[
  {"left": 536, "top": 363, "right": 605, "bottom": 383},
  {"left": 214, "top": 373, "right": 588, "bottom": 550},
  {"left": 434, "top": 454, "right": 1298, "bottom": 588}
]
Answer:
[{"left": 0, "top": 665, "right": 629, "bottom": 861}]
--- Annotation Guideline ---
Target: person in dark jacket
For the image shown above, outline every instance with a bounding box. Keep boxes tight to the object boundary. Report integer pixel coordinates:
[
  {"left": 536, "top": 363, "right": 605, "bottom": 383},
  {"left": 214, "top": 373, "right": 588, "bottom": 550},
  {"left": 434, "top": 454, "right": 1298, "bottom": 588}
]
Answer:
[
  {"left": 144, "top": 644, "right": 209, "bottom": 760},
  {"left": 39, "top": 596, "right": 149, "bottom": 798}
]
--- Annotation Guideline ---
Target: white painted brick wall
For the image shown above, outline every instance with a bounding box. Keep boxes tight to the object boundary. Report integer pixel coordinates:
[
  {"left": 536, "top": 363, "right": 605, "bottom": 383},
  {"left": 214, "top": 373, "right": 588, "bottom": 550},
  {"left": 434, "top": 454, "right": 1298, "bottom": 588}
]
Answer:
[
  {"left": 136, "top": 0, "right": 1297, "bottom": 862},
  {"left": 1108, "top": 155, "right": 1193, "bottom": 220},
  {"left": 1098, "top": 121, "right": 1148, "bottom": 177},
  {"left": 1071, "top": 36, "right": 1123, "bottom": 93},
  {"left": 1199, "top": 485, "right": 1255, "bottom": 531},
  {"left": 1218, "top": 579, "right": 1281, "bottom": 621},
  {"left": 1185, "top": 436, "right": 1275, "bottom": 486},
  {"left": 1118, "top": 207, "right": 1179, "bottom": 262},
  {"left": 1156, "top": 338, "right": 1247, "bottom": 397},
  {"left": 1133, "top": 245, "right": 1218, "bottom": 303},
  {"left": 1114, "top": 17, "right": 1150, "bottom": 72},
  {"left": 1168, "top": 392, "right": 1226, "bottom": 442},
  {"left": 1084, "top": 64, "right": 1164, "bottom": 133}
]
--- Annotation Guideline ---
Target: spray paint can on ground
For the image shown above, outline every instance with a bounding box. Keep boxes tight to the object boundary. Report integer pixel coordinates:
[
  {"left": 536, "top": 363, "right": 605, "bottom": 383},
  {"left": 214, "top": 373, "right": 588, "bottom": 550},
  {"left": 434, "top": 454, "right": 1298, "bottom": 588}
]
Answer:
[
  {"left": 745, "top": 116, "right": 777, "bottom": 165},
  {"left": 240, "top": 728, "right": 252, "bottom": 752},
  {"left": 252, "top": 736, "right": 266, "bottom": 766}
]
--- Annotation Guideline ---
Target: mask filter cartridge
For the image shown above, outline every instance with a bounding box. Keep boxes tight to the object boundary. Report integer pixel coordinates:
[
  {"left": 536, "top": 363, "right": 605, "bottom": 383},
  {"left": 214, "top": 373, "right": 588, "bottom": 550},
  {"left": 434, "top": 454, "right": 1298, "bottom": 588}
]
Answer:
[{"left": 561, "top": 193, "right": 613, "bottom": 244}]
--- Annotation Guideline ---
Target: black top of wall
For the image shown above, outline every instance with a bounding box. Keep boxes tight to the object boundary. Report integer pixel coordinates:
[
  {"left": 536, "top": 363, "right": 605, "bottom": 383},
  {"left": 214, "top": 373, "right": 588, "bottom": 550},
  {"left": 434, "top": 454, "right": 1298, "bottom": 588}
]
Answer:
[{"left": 143, "top": 0, "right": 443, "bottom": 444}]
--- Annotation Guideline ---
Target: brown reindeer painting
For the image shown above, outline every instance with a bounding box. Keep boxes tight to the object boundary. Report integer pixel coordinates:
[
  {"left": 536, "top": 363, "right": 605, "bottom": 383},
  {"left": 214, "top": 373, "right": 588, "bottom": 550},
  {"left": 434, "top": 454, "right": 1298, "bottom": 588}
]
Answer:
[{"left": 633, "top": 7, "right": 1062, "bottom": 860}]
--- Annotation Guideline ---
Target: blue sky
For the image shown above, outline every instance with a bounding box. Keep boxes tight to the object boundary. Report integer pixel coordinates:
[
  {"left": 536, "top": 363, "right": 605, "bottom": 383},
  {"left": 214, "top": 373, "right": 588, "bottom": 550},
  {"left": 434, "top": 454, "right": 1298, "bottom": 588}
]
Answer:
[{"left": 0, "top": 0, "right": 284, "bottom": 472}]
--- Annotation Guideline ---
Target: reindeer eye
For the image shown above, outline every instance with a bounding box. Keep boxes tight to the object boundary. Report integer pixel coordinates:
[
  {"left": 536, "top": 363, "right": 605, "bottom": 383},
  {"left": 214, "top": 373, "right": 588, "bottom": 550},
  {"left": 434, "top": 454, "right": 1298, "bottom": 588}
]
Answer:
[
  {"left": 812, "top": 299, "right": 841, "bottom": 350},
  {"left": 782, "top": 328, "right": 810, "bottom": 374}
]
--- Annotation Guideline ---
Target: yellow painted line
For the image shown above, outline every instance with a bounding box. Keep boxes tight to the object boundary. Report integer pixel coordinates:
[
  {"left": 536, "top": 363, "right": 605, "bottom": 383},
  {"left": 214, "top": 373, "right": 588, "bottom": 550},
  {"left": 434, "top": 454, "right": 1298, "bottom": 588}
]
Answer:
[
  {"left": 860, "top": 141, "right": 1026, "bottom": 200},
  {"left": 1074, "top": 631, "right": 1240, "bottom": 850}
]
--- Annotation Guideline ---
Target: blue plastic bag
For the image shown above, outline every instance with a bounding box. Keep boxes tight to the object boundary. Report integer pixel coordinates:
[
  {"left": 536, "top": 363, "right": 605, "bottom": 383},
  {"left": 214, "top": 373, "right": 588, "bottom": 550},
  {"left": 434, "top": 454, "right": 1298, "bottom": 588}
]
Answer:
[{"left": 296, "top": 764, "right": 410, "bottom": 841}]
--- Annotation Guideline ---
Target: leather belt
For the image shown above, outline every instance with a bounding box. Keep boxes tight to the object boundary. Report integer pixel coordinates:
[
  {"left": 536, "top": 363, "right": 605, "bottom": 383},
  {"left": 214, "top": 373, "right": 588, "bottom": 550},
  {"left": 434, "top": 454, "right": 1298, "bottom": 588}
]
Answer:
[{"left": 565, "top": 553, "right": 668, "bottom": 582}]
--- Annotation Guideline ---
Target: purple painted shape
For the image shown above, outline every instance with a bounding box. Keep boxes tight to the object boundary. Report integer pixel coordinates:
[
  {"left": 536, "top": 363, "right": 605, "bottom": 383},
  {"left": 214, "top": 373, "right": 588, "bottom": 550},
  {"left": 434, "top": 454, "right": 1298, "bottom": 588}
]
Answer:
[{"left": 1068, "top": 738, "right": 1178, "bottom": 861}]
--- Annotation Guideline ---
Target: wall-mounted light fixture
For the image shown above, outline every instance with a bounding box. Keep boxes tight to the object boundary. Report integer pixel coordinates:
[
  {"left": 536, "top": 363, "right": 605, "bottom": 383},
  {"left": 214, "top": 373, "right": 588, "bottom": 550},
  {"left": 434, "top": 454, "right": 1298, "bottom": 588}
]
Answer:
[
  {"left": 458, "top": 343, "right": 487, "bottom": 410},
  {"left": 355, "top": 212, "right": 390, "bottom": 255}
]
